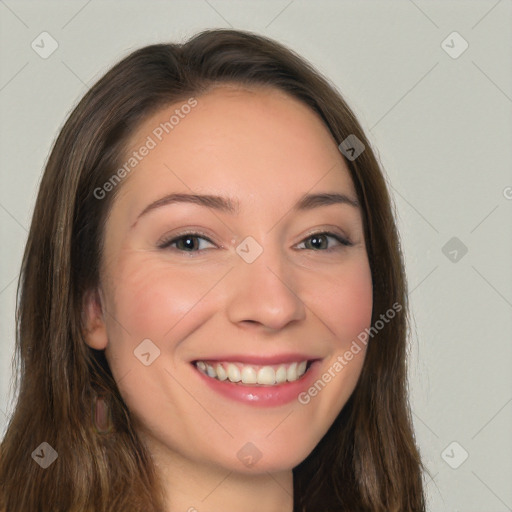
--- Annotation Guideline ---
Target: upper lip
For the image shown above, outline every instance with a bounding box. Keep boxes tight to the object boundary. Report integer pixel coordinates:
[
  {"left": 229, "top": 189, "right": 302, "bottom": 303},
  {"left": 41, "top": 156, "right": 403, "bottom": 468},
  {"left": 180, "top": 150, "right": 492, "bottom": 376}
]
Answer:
[{"left": 192, "top": 353, "right": 322, "bottom": 365}]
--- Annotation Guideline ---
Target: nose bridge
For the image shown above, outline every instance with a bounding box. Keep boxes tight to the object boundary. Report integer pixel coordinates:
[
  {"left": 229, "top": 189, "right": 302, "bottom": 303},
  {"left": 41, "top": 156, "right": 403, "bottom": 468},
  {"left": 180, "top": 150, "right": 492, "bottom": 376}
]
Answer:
[{"left": 225, "top": 237, "right": 306, "bottom": 330}]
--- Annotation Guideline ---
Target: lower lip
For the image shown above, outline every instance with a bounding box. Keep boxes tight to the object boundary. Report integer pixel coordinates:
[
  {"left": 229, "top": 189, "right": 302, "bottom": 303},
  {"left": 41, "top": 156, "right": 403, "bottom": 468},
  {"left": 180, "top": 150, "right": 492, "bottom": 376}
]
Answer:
[{"left": 192, "top": 360, "right": 322, "bottom": 407}]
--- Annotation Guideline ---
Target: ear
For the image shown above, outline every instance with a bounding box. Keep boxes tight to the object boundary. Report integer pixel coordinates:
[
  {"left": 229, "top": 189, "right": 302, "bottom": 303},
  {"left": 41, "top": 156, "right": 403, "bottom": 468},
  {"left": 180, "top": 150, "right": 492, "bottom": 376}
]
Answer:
[{"left": 82, "top": 287, "right": 108, "bottom": 350}]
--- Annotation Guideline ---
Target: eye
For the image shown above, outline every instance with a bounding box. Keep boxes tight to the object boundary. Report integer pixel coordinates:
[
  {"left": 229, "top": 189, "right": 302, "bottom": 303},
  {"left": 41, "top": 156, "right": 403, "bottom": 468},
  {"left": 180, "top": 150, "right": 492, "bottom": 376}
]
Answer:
[
  {"left": 158, "top": 232, "right": 216, "bottom": 252},
  {"left": 158, "top": 230, "right": 353, "bottom": 254},
  {"left": 296, "top": 231, "right": 353, "bottom": 251}
]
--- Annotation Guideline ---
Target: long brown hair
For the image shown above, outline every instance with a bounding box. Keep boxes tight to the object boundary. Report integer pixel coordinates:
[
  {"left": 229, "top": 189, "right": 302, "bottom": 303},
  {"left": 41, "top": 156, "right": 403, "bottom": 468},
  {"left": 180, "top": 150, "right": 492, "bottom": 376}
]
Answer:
[{"left": 0, "top": 28, "right": 426, "bottom": 511}]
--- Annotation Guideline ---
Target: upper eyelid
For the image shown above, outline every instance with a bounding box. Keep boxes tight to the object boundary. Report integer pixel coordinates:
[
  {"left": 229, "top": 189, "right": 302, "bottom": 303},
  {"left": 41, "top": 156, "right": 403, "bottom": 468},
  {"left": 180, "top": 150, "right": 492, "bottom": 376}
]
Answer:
[
  {"left": 157, "top": 230, "right": 216, "bottom": 250},
  {"left": 295, "top": 232, "right": 352, "bottom": 248}
]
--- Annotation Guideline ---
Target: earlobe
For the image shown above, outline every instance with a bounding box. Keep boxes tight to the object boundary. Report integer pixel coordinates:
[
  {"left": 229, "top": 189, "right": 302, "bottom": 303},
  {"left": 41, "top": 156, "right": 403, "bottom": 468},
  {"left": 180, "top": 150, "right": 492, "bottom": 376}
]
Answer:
[{"left": 82, "top": 288, "right": 108, "bottom": 350}]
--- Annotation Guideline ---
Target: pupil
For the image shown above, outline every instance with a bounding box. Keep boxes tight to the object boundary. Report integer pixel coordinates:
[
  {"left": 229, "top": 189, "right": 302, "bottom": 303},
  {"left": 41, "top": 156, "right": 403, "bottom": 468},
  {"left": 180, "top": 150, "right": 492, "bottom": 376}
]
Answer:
[
  {"left": 310, "top": 235, "right": 325, "bottom": 249},
  {"left": 181, "top": 237, "right": 196, "bottom": 250}
]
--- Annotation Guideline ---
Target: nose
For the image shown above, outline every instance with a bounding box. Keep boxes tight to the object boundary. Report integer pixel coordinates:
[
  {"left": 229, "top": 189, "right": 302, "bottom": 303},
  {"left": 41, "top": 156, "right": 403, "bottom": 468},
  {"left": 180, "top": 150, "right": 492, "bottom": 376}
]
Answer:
[{"left": 225, "top": 247, "right": 306, "bottom": 332}]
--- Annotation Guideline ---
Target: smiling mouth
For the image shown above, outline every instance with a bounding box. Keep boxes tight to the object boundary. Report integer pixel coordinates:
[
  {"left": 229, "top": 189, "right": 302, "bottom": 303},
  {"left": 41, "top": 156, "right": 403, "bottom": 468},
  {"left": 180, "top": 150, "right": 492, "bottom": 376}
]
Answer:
[{"left": 193, "top": 360, "right": 314, "bottom": 386}]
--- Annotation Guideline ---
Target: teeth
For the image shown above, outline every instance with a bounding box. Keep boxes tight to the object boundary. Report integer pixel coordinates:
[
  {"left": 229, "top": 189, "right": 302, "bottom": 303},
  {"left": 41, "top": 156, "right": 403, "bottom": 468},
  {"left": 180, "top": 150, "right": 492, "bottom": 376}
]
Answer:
[
  {"left": 257, "top": 366, "right": 275, "bottom": 385},
  {"left": 241, "top": 366, "right": 258, "bottom": 384},
  {"left": 287, "top": 362, "right": 298, "bottom": 381},
  {"left": 275, "top": 366, "right": 287, "bottom": 383},
  {"left": 215, "top": 363, "right": 228, "bottom": 381},
  {"left": 195, "top": 360, "right": 310, "bottom": 386},
  {"left": 227, "top": 364, "right": 241, "bottom": 383}
]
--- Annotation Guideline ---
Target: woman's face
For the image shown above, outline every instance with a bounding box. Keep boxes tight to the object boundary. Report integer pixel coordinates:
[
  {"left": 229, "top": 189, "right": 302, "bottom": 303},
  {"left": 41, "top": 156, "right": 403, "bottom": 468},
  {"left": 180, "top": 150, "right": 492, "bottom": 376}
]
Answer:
[{"left": 85, "top": 85, "right": 373, "bottom": 473}]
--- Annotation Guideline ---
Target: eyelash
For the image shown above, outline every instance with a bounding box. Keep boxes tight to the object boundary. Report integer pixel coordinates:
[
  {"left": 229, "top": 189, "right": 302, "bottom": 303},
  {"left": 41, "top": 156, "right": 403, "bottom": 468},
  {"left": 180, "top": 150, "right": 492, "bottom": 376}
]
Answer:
[{"left": 157, "top": 230, "right": 353, "bottom": 254}]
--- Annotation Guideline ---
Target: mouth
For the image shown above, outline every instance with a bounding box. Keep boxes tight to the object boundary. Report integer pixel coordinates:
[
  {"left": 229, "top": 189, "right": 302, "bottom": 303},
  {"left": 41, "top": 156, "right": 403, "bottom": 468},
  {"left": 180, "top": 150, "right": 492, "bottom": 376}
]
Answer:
[
  {"left": 189, "top": 353, "right": 323, "bottom": 406},
  {"left": 193, "top": 359, "right": 315, "bottom": 387}
]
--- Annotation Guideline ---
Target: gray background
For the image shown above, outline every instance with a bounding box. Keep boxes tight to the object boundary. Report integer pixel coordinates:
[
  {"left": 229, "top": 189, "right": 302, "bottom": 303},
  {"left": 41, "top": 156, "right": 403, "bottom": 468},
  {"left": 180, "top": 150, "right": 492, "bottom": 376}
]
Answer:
[{"left": 1, "top": 1, "right": 511, "bottom": 510}]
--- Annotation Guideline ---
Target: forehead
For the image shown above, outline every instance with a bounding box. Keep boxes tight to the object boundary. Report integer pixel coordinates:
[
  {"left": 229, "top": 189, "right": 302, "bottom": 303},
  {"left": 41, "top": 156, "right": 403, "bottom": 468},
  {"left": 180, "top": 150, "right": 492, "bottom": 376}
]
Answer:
[{"left": 118, "top": 85, "right": 356, "bottom": 216}]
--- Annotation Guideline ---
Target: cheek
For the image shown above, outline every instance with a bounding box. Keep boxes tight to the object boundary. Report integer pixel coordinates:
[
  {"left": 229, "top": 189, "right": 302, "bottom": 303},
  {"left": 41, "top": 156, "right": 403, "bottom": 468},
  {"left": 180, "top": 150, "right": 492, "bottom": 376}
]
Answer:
[
  {"left": 102, "top": 255, "right": 223, "bottom": 436},
  {"left": 307, "top": 255, "right": 373, "bottom": 346},
  {"left": 102, "top": 253, "right": 229, "bottom": 395},
  {"left": 107, "top": 254, "right": 219, "bottom": 342},
  {"left": 295, "top": 258, "right": 372, "bottom": 441}
]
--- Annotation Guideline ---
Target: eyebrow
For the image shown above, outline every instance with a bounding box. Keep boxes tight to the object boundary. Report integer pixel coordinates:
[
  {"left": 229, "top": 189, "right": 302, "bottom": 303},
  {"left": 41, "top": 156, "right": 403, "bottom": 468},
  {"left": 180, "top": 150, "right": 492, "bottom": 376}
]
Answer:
[{"left": 135, "top": 191, "right": 359, "bottom": 221}]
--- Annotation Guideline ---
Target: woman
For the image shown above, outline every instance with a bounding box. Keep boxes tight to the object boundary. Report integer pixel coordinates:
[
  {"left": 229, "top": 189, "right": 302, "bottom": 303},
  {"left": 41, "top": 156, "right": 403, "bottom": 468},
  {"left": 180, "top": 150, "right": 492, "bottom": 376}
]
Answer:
[{"left": 0, "top": 28, "right": 426, "bottom": 511}]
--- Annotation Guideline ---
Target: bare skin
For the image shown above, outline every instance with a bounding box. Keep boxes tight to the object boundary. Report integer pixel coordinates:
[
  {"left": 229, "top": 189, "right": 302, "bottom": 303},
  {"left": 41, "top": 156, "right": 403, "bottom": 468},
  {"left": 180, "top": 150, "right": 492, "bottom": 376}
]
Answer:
[{"left": 84, "top": 84, "right": 373, "bottom": 511}]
